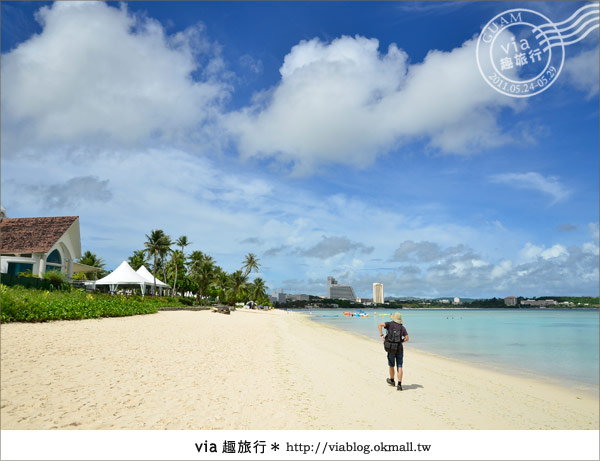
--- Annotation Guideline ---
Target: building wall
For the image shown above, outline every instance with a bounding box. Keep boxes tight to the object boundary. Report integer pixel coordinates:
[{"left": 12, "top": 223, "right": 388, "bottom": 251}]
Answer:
[
  {"left": 373, "top": 283, "right": 384, "bottom": 304},
  {"left": 329, "top": 285, "right": 356, "bottom": 301}
]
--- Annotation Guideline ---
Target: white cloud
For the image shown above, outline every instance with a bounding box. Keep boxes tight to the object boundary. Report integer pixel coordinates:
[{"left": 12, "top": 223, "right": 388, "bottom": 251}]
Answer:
[
  {"left": 582, "top": 242, "right": 599, "bottom": 256},
  {"left": 299, "top": 236, "right": 374, "bottom": 259},
  {"left": 34, "top": 176, "right": 112, "bottom": 209},
  {"left": 540, "top": 244, "right": 568, "bottom": 260},
  {"left": 490, "top": 172, "right": 571, "bottom": 204},
  {"left": 226, "top": 35, "right": 514, "bottom": 174},
  {"left": 519, "top": 242, "right": 568, "bottom": 262},
  {"left": 491, "top": 220, "right": 507, "bottom": 231},
  {"left": 562, "top": 46, "right": 599, "bottom": 99},
  {"left": 519, "top": 242, "right": 544, "bottom": 262},
  {"left": 1, "top": 1, "right": 230, "bottom": 153},
  {"left": 393, "top": 240, "right": 443, "bottom": 262},
  {"left": 491, "top": 259, "right": 512, "bottom": 279},
  {"left": 239, "top": 54, "right": 263, "bottom": 74}
]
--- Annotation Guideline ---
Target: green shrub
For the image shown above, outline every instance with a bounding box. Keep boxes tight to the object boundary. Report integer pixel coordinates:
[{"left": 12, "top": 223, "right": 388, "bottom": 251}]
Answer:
[
  {"left": 178, "top": 297, "right": 194, "bottom": 306},
  {"left": 0, "top": 285, "right": 159, "bottom": 323},
  {"left": 17, "top": 269, "right": 39, "bottom": 278},
  {"left": 0, "top": 285, "right": 196, "bottom": 323},
  {"left": 43, "top": 270, "right": 71, "bottom": 291}
]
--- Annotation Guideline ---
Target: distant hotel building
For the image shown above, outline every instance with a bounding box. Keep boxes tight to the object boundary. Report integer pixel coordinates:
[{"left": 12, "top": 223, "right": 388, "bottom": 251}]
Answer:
[
  {"left": 327, "top": 276, "right": 356, "bottom": 301},
  {"left": 373, "top": 283, "right": 384, "bottom": 304},
  {"left": 521, "top": 299, "right": 557, "bottom": 307},
  {"left": 504, "top": 296, "right": 517, "bottom": 306}
]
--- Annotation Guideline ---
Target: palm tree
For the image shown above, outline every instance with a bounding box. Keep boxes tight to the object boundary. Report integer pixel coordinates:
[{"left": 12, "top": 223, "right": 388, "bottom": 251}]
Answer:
[
  {"left": 144, "top": 229, "right": 171, "bottom": 295},
  {"left": 228, "top": 270, "right": 249, "bottom": 305},
  {"left": 188, "top": 251, "right": 216, "bottom": 303},
  {"left": 78, "top": 250, "right": 105, "bottom": 268},
  {"left": 188, "top": 250, "right": 214, "bottom": 266},
  {"left": 176, "top": 235, "right": 191, "bottom": 256},
  {"left": 168, "top": 250, "right": 185, "bottom": 295},
  {"left": 195, "top": 261, "right": 215, "bottom": 304},
  {"left": 250, "top": 277, "right": 268, "bottom": 302},
  {"left": 158, "top": 236, "right": 173, "bottom": 286},
  {"left": 212, "top": 269, "right": 230, "bottom": 304},
  {"left": 77, "top": 250, "right": 106, "bottom": 280},
  {"left": 128, "top": 250, "right": 148, "bottom": 271},
  {"left": 173, "top": 236, "right": 191, "bottom": 295},
  {"left": 242, "top": 253, "right": 260, "bottom": 277}
]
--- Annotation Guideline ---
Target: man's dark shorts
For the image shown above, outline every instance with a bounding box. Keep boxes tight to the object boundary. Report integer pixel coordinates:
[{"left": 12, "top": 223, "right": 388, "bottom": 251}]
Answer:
[{"left": 387, "top": 349, "right": 404, "bottom": 368}]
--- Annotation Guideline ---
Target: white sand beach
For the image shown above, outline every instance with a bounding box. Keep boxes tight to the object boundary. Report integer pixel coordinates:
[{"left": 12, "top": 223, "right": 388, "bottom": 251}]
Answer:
[{"left": 1, "top": 309, "right": 598, "bottom": 430}]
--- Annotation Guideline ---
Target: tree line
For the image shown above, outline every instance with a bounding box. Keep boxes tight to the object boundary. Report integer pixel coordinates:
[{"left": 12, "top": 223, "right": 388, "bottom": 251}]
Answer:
[{"left": 74, "top": 229, "right": 269, "bottom": 306}]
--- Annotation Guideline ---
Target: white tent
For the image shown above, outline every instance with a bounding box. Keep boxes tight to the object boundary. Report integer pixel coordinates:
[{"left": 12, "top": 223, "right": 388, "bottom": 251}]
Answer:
[
  {"left": 94, "top": 261, "right": 148, "bottom": 294},
  {"left": 136, "top": 265, "right": 170, "bottom": 295}
]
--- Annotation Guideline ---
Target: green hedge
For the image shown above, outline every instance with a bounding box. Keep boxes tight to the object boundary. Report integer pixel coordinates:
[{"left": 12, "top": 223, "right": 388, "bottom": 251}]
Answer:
[
  {"left": 1, "top": 273, "right": 53, "bottom": 290},
  {"left": 0, "top": 285, "right": 189, "bottom": 323}
]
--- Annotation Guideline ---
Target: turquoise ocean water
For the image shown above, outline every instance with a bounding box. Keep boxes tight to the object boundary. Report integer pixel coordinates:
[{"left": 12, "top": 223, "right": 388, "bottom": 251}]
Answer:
[{"left": 302, "top": 308, "right": 599, "bottom": 388}]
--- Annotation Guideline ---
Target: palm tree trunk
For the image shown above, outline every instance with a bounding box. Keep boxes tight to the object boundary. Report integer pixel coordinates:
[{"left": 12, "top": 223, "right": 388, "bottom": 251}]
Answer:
[
  {"left": 173, "top": 264, "right": 178, "bottom": 296},
  {"left": 153, "top": 251, "right": 157, "bottom": 296}
]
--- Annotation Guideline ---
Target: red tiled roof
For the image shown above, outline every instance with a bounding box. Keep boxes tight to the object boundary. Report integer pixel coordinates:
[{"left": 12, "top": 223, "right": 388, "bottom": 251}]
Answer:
[{"left": 0, "top": 216, "right": 78, "bottom": 254}]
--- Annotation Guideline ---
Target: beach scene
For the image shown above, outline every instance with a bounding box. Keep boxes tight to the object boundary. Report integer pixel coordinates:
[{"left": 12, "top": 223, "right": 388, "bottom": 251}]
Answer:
[{"left": 1, "top": 1, "right": 599, "bottom": 460}]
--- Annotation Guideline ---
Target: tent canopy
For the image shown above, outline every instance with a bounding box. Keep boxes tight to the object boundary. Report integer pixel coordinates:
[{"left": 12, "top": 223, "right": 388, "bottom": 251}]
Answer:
[
  {"left": 94, "top": 261, "right": 147, "bottom": 293},
  {"left": 136, "top": 265, "right": 169, "bottom": 288},
  {"left": 73, "top": 262, "right": 102, "bottom": 274}
]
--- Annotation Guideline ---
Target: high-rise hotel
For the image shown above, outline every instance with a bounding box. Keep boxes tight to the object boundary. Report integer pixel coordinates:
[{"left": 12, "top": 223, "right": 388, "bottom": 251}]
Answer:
[
  {"left": 373, "top": 282, "right": 384, "bottom": 304},
  {"left": 327, "top": 276, "right": 356, "bottom": 301}
]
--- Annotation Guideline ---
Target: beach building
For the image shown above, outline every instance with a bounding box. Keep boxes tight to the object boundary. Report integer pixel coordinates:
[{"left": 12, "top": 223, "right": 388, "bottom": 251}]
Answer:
[
  {"left": 504, "top": 296, "right": 517, "bottom": 306},
  {"left": 0, "top": 215, "right": 82, "bottom": 280},
  {"left": 453, "top": 297, "right": 461, "bottom": 305},
  {"left": 373, "top": 283, "right": 384, "bottom": 304},
  {"left": 327, "top": 276, "right": 356, "bottom": 301}
]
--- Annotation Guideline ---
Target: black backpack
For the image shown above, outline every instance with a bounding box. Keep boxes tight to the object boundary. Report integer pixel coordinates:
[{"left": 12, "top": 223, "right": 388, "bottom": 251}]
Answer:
[{"left": 384, "top": 322, "right": 404, "bottom": 353}]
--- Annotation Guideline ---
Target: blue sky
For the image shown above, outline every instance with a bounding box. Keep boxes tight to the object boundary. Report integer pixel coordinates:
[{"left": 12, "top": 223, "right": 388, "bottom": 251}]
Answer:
[{"left": 1, "top": 1, "right": 598, "bottom": 298}]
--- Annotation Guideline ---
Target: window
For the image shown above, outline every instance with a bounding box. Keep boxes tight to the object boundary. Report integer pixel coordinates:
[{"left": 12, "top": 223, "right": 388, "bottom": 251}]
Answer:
[
  {"left": 46, "top": 249, "right": 62, "bottom": 273},
  {"left": 7, "top": 262, "right": 34, "bottom": 276}
]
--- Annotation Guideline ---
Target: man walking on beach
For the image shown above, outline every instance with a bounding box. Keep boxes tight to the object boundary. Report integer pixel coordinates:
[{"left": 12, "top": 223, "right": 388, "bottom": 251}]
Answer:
[{"left": 378, "top": 312, "right": 409, "bottom": 391}]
